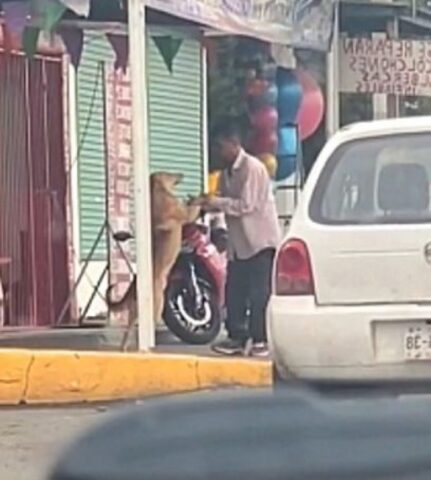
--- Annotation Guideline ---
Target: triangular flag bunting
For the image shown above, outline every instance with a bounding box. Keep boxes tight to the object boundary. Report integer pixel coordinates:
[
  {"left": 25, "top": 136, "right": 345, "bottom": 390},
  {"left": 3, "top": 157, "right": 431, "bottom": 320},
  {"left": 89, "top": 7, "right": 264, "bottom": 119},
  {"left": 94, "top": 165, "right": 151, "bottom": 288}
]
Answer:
[
  {"left": 59, "top": 27, "right": 83, "bottom": 69},
  {"left": 59, "top": 0, "right": 90, "bottom": 17},
  {"left": 43, "top": 0, "right": 66, "bottom": 31},
  {"left": 31, "top": 0, "right": 66, "bottom": 31},
  {"left": 22, "top": 26, "right": 40, "bottom": 58},
  {"left": 3, "top": 1, "right": 30, "bottom": 38},
  {"left": 106, "top": 34, "right": 129, "bottom": 73},
  {"left": 152, "top": 36, "right": 183, "bottom": 73}
]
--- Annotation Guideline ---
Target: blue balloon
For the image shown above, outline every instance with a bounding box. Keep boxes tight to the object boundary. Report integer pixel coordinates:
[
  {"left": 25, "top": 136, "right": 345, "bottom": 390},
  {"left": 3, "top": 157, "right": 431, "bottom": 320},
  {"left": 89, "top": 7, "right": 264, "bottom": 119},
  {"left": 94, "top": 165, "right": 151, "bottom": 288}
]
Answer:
[
  {"left": 277, "top": 69, "right": 303, "bottom": 125},
  {"left": 276, "top": 155, "right": 296, "bottom": 181},
  {"left": 277, "top": 126, "right": 299, "bottom": 157}
]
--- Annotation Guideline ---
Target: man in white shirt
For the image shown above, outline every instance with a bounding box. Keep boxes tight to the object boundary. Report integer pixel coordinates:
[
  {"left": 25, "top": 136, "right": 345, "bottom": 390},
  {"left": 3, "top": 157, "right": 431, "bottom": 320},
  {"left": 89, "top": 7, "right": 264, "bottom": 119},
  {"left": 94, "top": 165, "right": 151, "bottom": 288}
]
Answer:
[{"left": 197, "top": 119, "right": 281, "bottom": 357}]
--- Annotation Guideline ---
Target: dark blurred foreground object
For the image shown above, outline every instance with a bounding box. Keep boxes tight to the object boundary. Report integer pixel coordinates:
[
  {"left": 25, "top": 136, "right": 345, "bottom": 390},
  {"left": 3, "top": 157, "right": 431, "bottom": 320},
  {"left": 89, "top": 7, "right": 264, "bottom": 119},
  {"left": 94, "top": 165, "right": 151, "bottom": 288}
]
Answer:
[{"left": 50, "top": 388, "right": 431, "bottom": 480}]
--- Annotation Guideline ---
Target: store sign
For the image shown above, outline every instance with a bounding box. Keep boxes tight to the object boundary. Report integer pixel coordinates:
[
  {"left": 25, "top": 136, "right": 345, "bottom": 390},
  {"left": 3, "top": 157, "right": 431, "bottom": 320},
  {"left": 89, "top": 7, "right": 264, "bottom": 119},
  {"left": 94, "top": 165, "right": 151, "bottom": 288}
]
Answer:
[
  {"left": 339, "top": 37, "right": 431, "bottom": 97},
  {"left": 144, "top": 0, "right": 335, "bottom": 50}
]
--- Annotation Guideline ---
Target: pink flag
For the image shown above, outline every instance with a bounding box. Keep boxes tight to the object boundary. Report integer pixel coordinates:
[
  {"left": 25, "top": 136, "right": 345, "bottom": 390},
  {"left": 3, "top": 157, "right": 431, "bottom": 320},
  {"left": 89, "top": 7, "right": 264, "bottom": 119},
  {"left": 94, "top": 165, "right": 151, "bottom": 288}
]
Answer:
[{"left": 3, "top": 1, "right": 30, "bottom": 38}]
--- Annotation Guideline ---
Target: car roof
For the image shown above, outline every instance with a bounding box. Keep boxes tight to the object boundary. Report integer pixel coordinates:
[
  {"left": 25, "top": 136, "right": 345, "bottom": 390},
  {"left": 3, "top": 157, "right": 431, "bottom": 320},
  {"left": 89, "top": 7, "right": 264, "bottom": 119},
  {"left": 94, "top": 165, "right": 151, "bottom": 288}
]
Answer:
[
  {"left": 340, "top": 116, "right": 431, "bottom": 137},
  {"left": 50, "top": 388, "right": 431, "bottom": 480}
]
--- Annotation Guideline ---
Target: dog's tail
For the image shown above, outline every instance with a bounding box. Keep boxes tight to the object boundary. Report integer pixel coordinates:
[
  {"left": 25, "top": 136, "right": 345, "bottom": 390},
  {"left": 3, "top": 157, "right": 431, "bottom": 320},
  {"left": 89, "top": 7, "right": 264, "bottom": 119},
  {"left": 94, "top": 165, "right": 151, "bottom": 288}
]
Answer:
[{"left": 106, "top": 276, "right": 137, "bottom": 310}]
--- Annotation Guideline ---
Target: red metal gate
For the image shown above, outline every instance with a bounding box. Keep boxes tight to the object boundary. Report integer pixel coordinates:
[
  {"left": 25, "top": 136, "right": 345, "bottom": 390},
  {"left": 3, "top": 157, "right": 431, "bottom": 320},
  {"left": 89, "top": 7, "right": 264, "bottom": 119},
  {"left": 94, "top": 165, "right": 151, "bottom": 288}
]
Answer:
[{"left": 0, "top": 51, "right": 70, "bottom": 327}]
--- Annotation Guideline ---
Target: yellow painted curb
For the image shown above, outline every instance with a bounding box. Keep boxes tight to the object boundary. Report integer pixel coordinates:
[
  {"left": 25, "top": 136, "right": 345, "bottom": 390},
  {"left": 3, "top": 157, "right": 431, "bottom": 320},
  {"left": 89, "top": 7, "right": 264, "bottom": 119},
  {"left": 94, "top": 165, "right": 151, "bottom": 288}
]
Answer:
[
  {"left": 0, "top": 350, "right": 32, "bottom": 404},
  {"left": 197, "top": 357, "right": 271, "bottom": 389},
  {"left": 0, "top": 349, "right": 272, "bottom": 405}
]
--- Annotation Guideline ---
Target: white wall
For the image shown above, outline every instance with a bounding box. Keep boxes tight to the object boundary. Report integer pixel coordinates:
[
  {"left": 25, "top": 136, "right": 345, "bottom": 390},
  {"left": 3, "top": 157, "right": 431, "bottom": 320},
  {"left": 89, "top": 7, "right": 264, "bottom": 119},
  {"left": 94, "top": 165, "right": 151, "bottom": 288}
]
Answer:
[{"left": 67, "top": 62, "right": 109, "bottom": 320}]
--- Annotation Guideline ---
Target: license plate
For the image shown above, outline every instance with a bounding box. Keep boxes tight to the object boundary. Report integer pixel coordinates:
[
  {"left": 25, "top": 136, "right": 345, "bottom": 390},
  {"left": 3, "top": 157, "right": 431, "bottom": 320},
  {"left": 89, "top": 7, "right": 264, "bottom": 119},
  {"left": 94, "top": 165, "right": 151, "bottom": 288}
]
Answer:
[{"left": 404, "top": 323, "right": 431, "bottom": 360}]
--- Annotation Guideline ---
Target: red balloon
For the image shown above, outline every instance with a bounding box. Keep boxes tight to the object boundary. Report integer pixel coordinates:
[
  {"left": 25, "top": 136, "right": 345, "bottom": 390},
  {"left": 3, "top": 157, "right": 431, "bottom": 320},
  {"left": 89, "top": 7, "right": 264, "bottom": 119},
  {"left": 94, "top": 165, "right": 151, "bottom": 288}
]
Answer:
[
  {"left": 250, "top": 106, "right": 278, "bottom": 132},
  {"left": 249, "top": 130, "right": 278, "bottom": 155},
  {"left": 295, "top": 69, "right": 324, "bottom": 140}
]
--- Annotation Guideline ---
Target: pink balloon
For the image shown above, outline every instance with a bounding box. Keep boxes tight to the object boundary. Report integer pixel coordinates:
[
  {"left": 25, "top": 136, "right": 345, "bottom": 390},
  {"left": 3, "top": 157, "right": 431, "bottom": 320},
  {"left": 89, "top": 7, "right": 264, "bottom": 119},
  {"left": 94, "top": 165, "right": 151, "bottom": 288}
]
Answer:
[
  {"left": 250, "top": 106, "right": 278, "bottom": 132},
  {"left": 249, "top": 130, "right": 278, "bottom": 155},
  {"left": 295, "top": 70, "right": 324, "bottom": 140}
]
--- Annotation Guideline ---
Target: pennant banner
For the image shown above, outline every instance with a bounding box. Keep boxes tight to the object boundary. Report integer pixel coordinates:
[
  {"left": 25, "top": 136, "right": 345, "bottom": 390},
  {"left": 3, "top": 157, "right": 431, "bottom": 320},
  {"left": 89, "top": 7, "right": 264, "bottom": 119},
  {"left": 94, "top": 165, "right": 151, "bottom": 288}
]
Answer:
[
  {"left": 144, "top": 0, "right": 336, "bottom": 50},
  {"left": 22, "top": 26, "right": 40, "bottom": 57},
  {"left": 152, "top": 36, "right": 182, "bottom": 73},
  {"left": 31, "top": 0, "right": 66, "bottom": 31},
  {"left": 43, "top": 0, "right": 66, "bottom": 31},
  {"left": 60, "top": 27, "right": 83, "bottom": 68},
  {"left": 3, "top": 1, "right": 30, "bottom": 38},
  {"left": 106, "top": 33, "right": 129, "bottom": 72}
]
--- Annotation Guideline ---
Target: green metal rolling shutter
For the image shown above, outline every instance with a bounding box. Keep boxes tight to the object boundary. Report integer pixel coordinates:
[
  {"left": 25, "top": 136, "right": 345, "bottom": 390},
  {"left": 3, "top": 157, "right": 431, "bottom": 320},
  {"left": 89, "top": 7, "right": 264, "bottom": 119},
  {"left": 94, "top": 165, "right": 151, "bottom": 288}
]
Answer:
[
  {"left": 77, "top": 33, "right": 113, "bottom": 260},
  {"left": 77, "top": 33, "right": 203, "bottom": 261},
  {"left": 148, "top": 36, "right": 203, "bottom": 199}
]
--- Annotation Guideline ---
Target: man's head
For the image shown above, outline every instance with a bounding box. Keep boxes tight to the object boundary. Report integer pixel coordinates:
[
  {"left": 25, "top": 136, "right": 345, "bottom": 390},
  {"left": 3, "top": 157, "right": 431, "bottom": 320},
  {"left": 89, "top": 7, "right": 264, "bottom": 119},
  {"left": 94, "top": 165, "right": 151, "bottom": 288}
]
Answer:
[{"left": 212, "top": 118, "right": 243, "bottom": 167}]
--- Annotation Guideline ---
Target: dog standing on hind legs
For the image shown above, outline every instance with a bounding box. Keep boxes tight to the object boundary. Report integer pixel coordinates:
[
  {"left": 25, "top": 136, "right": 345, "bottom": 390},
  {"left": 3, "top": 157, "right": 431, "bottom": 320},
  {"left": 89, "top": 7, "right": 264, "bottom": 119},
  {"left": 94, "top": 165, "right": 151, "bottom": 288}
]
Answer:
[{"left": 106, "top": 172, "right": 201, "bottom": 351}]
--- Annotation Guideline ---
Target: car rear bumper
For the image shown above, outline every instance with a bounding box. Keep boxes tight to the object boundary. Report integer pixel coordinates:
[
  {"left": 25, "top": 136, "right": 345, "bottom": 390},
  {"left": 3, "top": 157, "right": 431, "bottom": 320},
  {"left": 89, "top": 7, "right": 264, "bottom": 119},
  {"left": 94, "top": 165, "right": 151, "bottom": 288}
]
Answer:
[{"left": 268, "top": 296, "right": 431, "bottom": 382}]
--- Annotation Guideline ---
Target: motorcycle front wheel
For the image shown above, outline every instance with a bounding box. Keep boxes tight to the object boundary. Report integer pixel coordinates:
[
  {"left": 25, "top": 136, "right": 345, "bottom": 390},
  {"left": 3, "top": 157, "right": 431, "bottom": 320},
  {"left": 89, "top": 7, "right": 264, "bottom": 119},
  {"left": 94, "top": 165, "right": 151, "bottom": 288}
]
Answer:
[{"left": 163, "top": 279, "right": 221, "bottom": 345}]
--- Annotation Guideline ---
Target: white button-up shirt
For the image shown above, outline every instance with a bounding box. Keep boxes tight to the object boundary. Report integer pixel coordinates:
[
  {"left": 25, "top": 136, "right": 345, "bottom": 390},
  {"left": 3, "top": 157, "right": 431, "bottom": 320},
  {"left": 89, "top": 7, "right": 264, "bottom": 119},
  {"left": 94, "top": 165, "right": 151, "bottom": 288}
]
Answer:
[{"left": 208, "top": 149, "right": 281, "bottom": 260}]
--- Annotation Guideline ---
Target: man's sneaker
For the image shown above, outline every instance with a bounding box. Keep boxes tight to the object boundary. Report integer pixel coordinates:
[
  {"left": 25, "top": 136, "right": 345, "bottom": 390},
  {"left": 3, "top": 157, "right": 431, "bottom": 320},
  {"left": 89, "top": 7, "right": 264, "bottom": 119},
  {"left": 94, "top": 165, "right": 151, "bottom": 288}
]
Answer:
[
  {"left": 249, "top": 342, "right": 270, "bottom": 358},
  {"left": 211, "top": 339, "right": 244, "bottom": 356}
]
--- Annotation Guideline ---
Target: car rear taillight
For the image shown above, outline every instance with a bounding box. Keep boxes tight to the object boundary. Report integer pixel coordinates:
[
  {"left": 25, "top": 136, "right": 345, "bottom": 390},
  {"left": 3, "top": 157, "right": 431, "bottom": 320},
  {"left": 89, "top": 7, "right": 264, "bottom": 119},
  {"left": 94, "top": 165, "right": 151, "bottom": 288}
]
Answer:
[{"left": 275, "top": 239, "right": 314, "bottom": 296}]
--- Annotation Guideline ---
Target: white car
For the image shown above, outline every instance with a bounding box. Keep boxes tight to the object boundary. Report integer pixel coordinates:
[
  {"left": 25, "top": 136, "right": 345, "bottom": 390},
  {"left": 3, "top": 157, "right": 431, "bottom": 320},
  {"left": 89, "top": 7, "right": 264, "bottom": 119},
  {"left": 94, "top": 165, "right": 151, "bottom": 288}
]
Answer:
[{"left": 269, "top": 117, "right": 431, "bottom": 384}]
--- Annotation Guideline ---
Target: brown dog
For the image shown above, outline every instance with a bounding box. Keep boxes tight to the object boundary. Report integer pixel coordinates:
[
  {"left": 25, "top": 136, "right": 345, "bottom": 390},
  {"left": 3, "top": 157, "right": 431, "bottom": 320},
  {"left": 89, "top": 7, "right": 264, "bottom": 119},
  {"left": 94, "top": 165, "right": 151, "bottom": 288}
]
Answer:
[{"left": 106, "top": 172, "right": 201, "bottom": 350}]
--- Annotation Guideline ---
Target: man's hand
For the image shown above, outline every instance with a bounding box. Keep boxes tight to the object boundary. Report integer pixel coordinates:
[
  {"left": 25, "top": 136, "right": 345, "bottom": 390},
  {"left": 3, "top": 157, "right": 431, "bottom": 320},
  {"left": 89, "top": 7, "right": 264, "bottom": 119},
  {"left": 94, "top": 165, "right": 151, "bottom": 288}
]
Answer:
[
  {"left": 187, "top": 194, "right": 211, "bottom": 207},
  {"left": 188, "top": 194, "right": 222, "bottom": 213}
]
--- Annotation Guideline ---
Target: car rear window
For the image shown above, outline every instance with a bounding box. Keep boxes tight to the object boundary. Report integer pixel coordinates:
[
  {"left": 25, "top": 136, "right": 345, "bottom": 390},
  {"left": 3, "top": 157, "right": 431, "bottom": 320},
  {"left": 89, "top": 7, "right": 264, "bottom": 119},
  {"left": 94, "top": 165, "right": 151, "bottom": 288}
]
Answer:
[{"left": 309, "top": 132, "right": 431, "bottom": 225}]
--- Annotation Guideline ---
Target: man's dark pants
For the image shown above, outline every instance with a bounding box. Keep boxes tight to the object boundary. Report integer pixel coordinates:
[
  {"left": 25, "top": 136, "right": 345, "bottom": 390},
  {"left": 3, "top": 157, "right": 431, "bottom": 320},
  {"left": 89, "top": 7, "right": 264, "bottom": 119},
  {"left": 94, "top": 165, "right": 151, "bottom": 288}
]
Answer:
[{"left": 225, "top": 248, "right": 275, "bottom": 344}]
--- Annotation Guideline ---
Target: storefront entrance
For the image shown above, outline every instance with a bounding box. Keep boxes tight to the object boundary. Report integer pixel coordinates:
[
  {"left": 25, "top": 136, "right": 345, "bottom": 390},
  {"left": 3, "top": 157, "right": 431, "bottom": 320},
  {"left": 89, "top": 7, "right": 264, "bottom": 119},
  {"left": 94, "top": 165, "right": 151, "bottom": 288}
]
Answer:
[{"left": 0, "top": 51, "right": 70, "bottom": 327}]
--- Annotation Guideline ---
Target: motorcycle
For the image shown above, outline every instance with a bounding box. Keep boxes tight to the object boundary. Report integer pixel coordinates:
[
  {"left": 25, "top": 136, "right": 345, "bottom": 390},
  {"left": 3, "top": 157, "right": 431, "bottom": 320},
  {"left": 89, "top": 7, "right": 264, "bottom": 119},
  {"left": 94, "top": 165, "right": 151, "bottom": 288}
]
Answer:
[{"left": 113, "top": 214, "right": 227, "bottom": 345}]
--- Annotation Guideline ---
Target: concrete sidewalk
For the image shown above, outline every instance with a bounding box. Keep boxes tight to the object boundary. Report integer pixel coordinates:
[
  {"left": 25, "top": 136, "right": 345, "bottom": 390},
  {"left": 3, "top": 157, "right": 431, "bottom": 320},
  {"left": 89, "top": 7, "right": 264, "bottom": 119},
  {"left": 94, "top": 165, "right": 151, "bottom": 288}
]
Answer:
[
  {"left": 0, "top": 327, "right": 272, "bottom": 405},
  {"left": 0, "top": 326, "right": 215, "bottom": 354}
]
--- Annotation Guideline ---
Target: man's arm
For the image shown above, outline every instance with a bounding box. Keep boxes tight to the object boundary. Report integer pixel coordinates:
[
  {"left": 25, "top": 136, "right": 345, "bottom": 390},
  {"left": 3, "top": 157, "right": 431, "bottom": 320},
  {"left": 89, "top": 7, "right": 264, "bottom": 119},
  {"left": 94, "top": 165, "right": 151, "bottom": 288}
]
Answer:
[{"left": 207, "top": 165, "right": 266, "bottom": 218}]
